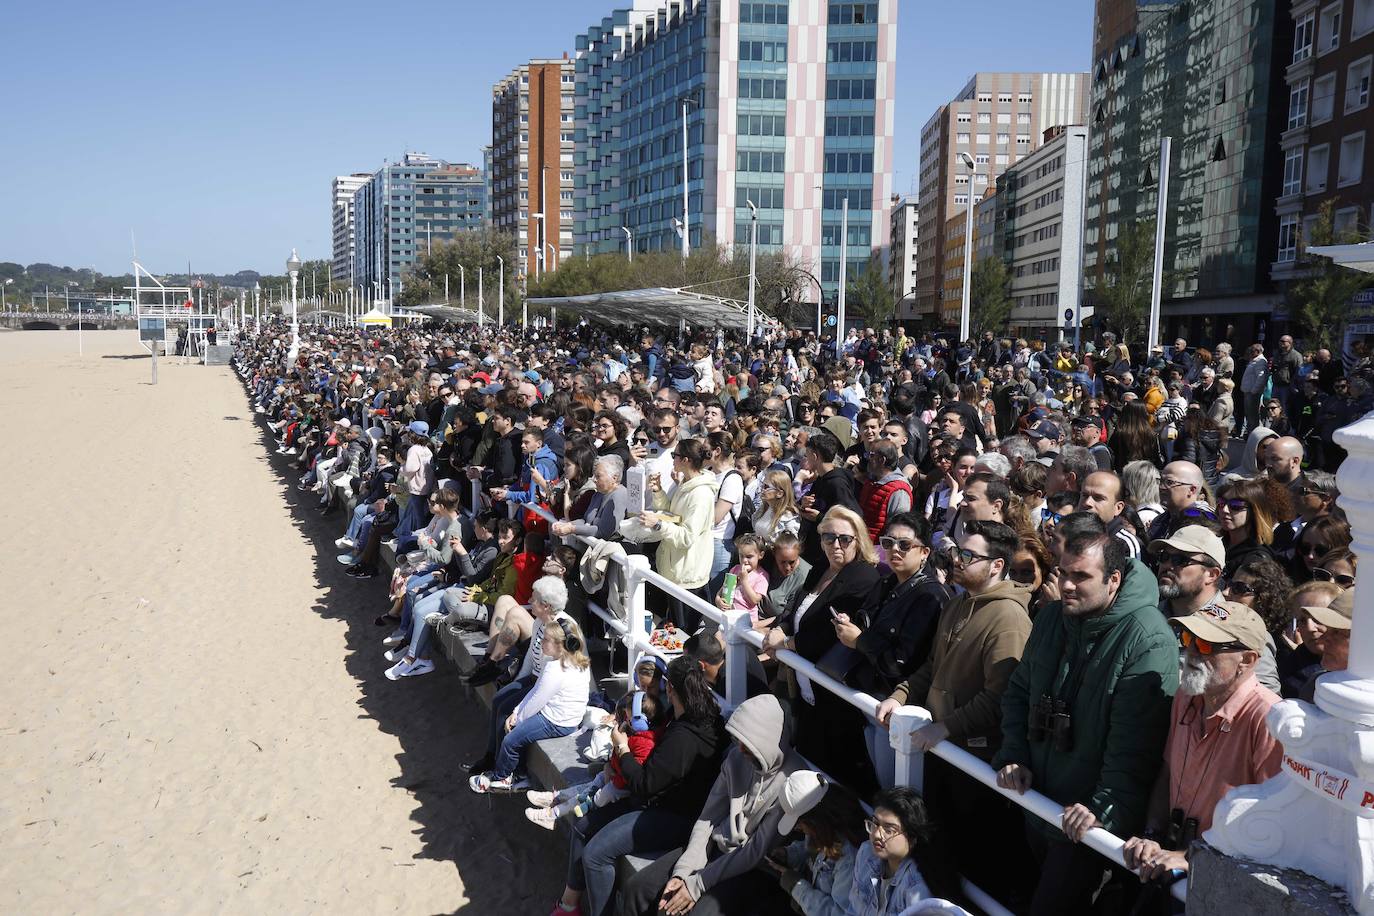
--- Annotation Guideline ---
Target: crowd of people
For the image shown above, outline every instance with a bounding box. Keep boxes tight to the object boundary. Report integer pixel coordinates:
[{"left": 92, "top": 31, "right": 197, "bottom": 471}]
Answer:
[{"left": 235, "top": 317, "right": 1364, "bottom": 916}]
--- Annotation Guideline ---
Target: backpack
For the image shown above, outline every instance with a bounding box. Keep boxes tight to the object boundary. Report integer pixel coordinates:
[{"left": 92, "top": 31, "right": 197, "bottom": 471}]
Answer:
[{"left": 722, "top": 470, "right": 756, "bottom": 537}]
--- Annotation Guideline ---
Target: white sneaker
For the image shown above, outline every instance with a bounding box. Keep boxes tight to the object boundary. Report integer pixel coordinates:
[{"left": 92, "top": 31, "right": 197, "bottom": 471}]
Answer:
[
  {"left": 280, "top": 447, "right": 296, "bottom": 456},
  {"left": 526, "top": 789, "right": 558, "bottom": 808},
  {"left": 382, "top": 629, "right": 407, "bottom": 647},
  {"left": 524, "top": 806, "right": 559, "bottom": 830},
  {"left": 423, "top": 611, "right": 446, "bottom": 626},
  {"left": 336, "top": 553, "right": 357, "bottom": 565},
  {"left": 255, "top": 406, "right": 265, "bottom": 414},
  {"left": 335, "top": 537, "right": 355, "bottom": 549},
  {"left": 385, "top": 657, "right": 433, "bottom": 680},
  {"left": 384, "top": 647, "right": 408, "bottom": 663}
]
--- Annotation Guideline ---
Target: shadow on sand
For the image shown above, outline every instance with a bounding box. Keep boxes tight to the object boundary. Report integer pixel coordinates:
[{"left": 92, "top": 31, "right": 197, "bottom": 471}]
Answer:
[{"left": 242, "top": 398, "right": 564, "bottom": 915}]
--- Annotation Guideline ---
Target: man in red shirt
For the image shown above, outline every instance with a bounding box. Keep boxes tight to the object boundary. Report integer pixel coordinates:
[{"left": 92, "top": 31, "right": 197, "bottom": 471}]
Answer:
[{"left": 1123, "top": 600, "right": 1283, "bottom": 882}]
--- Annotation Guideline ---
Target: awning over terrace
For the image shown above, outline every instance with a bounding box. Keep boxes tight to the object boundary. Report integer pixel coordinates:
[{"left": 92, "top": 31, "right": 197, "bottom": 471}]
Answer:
[
  {"left": 404, "top": 304, "right": 487, "bottom": 323},
  {"left": 1308, "top": 242, "right": 1374, "bottom": 274},
  {"left": 526, "top": 287, "right": 774, "bottom": 331}
]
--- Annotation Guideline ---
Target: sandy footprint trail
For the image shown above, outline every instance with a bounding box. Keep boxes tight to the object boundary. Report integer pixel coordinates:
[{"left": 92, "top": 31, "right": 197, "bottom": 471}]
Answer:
[{"left": 0, "top": 332, "right": 560, "bottom": 914}]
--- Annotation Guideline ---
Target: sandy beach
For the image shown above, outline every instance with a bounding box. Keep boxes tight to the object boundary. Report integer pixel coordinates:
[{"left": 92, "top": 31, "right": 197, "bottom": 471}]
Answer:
[{"left": 0, "top": 331, "right": 561, "bottom": 914}]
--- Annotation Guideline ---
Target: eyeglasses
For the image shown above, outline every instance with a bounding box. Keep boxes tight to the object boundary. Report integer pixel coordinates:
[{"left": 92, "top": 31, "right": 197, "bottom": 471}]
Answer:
[
  {"left": 1224, "top": 580, "right": 1256, "bottom": 597},
  {"left": 1155, "top": 550, "right": 1216, "bottom": 570},
  {"left": 863, "top": 818, "right": 903, "bottom": 840},
  {"left": 949, "top": 546, "right": 995, "bottom": 567},
  {"left": 1312, "top": 568, "right": 1356, "bottom": 587},
  {"left": 1221, "top": 498, "right": 1248, "bottom": 512},
  {"left": 654, "top": 426, "right": 676, "bottom": 434},
  {"left": 1160, "top": 477, "right": 1193, "bottom": 491},
  {"left": 880, "top": 536, "right": 926, "bottom": 553},
  {"left": 819, "top": 532, "right": 856, "bottom": 548},
  {"left": 633, "top": 436, "right": 650, "bottom": 445},
  {"left": 1041, "top": 508, "right": 1065, "bottom": 525},
  {"left": 1176, "top": 628, "right": 1246, "bottom": 656}
]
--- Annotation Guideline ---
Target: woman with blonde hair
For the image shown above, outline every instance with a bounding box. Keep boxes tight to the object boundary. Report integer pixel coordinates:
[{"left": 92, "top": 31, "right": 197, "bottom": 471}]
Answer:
[
  {"left": 763, "top": 505, "right": 881, "bottom": 789},
  {"left": 1217, "top": 477, "right": 1292, "bottom": 578},
  {"left": 469, "top": 612, "right": 590, "bottom": 794},
  {"left": 755, "top": 468, "right": 801, "bottom": 546}
]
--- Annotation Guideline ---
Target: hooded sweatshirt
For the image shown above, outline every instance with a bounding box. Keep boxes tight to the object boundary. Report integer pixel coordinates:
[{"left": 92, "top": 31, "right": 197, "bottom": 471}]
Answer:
[
  {"left": 1239, "top": 426, "right": 1278, "bottom": 478},
  {"left": 671, "top": 694, "right": 805, "bottom": 899},
  {"left": 993, "top": 559, "right": 1178, "bottom": 839},
  {"left": 649, "top": 472, "right": 719, "bottom": 590},
  {"left": 889, "top": 579, "right": 1033, "bottom": 760}
]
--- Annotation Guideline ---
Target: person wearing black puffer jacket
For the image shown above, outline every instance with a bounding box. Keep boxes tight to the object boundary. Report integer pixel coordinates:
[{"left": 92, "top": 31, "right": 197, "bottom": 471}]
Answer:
[
  {"left": 553, "top": 657, "right": 728, "bottom": 916},
  {"left": 1173, "top": 409, "right": 1227, "bottom": 487}
]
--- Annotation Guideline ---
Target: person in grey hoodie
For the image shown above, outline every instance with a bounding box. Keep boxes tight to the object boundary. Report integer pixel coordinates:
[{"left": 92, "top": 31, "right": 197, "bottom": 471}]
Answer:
[{"left": 619, "top": 694, "right": 805, "bottom": 916}]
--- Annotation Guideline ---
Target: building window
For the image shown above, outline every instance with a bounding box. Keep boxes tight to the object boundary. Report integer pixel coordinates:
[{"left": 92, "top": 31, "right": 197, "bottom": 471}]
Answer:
[
  {"left": 1354, "top": 0, "right": 1374, "bottom": 37},
  {"left": 1288, "top": 80, "right": 1310, "bottom": 129},
  {"left": 827, "top": 3, "right": 878, "bottom": 25},
  {"left": 1313, "top": 72, "right": 1338, "bottom": 122},
  {"left": 1307, "top": 143, "right": 1331, "bottom": 193},
  {"left": 998, "top": 93, "right": 1012, "bottom": 103},
  {"left": 1282, "top": 147, "right": 1304, "bottom": 196},
  {"left": 1294, "top": 13, "right": 1315, "bottom": 61},
  {"left": 1319, "top": 3, "right": 1342, "bottom": 52},
  {"left": 1348, "top": 57, "right": 1373, "bottom": 112},
  {"left": 956, "top": 132, "right": 970, "bottom": 144},
  {"left": 997, "top": 133, "right": 1010, "bottom": 144},
  {"left": 976, "top": 133, "right": 990, "bottom": 145},
  {"left": 1277, "top": 214, "right": 1299, "bottom": 262},
  {"left": 740, "top": 2, "right": 789, "bottom": 24},
  {"left": 1338, "top": 133, "right": 1366, "bottom": 186}
]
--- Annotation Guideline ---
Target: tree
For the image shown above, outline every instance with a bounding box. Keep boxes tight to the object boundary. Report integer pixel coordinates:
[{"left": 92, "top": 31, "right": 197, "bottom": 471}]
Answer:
[
  {"left": 845, "top": 253, "right": 895, "bottom": 327},
  {"left": 969, "top": 255, "right": 1013, "bottom": 335},
  {"left": 398, "top": 228, "right": 520, "bottom": 316},
  {"left": 1091, "top": 218, "right": 1156, "bottom": 342},
  {"left": 1286, "top": 200, "right": 1374, "bottom": 350}
]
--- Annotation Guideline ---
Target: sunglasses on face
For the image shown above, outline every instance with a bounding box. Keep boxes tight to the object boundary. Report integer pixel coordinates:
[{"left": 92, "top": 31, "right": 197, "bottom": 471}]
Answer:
[
  {"left": 879, "top": 536, "right": 926, "bottom": 553},
  {"left": 1221, "top": 498, "right": 1248, "bottom": 512},
  {"left": 1176, "top": 628, "right": 1246, "bottom": 656},
  {"left": 1155, "top": 550, "right": 1216, "bottom": 570},
  {"left": 1312, "top": 568, "right": 1356, "bottom": 587},
  {"left": 1225, "top": 580, "right": 1256, "bottom": 597},
  {"left": 654, "top": 426, "right": 676, "bottom": 434},
  {"left": 949, "top": 546, "right": 994, "bottom": 567},
  {"left": 819, "top": 532, "right": 856, "bottom": 548},
  {"left": 1041, "top": 508, "right": 1065, "bottom": 525}
]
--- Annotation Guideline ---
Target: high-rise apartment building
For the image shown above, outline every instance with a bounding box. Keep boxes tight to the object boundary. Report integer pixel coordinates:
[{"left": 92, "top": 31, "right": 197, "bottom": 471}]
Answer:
[
  {"left": 331, "top": 173, "right": 371, "bottom": 283},
  {"left": 571, "top": 0, "right": 897, "bottom": 303},
  {"left": 350, "top": 153, "right": 487, "bottom": 297},
  {"left": 940, "top": 192, "right": 999, "bottom": 326},
  {"left": 994, "top": 125, "right": 1091, "bottom": 338},
  {"left": 1272, "top": 0, "right": 1374, "bottom": 286},
  {"left": 491, "top": 58, "right": 576, "bottom": 286},
  {"left": 1085, "top": 0, "right": 1291, "bottom": 344},
  {"left": 914, "top": 72, "right": 1088, "bottom": 326},
  {"left": 888, "top": 195, "right": 918, "bottom": 310}
]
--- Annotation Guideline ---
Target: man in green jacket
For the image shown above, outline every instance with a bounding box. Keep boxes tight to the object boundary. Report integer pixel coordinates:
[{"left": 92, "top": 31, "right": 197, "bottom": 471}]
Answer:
[{"left": 994, "top": 518, "right": 1178, "bottom": 916}]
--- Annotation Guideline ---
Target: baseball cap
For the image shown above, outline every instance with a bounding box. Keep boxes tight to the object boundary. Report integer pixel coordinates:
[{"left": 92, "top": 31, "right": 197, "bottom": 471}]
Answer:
[
  {"left": 1170, "top": 600, "right": 1269, "bottom": 651},
  {"left": 334, "top": 417, "right": 352, "bottom": 429},
  {"left": 777, "top": 770, "right": 829, "bottom": 836},
  {"left": 524, "top": 370, "right": 542, "bottom": 382},
  {"left": 1070, "top": 415, "right": 1102, "bottom": 429},
  {"left": 1028, "top": 420, "right": 1061, "bottom": 441},
  {"left": 406, "top": 420, "right": 430, "bottom": 437},
  {"left": 1302, "top": 588, "right": 1353, "bottom": 630},
  {"left": 1148, "top": 525, "right": 1226, "bottom": 569}
]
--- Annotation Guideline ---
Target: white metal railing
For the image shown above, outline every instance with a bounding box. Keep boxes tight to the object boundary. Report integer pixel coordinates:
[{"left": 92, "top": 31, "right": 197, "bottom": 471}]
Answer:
[{"left": 486, "top": 494, "right": 1188, "bottom": 906}]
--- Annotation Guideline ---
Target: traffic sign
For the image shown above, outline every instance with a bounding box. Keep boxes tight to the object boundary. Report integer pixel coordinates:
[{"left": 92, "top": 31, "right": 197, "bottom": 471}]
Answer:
[
  {"left": 1064, "top": 309, "right": 1074, "bottom": 321},
  {"left": 826, "top": 315, "right": 837, "bottom": 327}
]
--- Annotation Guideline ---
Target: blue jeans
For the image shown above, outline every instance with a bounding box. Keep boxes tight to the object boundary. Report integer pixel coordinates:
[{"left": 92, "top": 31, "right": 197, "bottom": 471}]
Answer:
[
  {"left": 572, "top": 805, "right": 693, "bottom": 916},
  {"left": 707, "top": 537, "right": 733, "bottom": 598},
  {"left": 397, "top": 571, "right": 439, "bottom": 633},
  {"left": 493, "top": 712, "right": 575, "bottom": 779},
  {"left": 346, "top": 503, "right": 375, "bottom": 542},
  {"left": 394, "top": 495, "right": 431, "bottom": 553},
  {"left": 405, "top": 587, "right": 448, "bottom": 659},
  {"left": 486, "top": 675, "right": 537, "bottom": 758}
]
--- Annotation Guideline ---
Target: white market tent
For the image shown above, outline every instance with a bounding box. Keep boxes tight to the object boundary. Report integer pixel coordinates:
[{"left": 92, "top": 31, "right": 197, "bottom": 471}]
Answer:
[
  {"left": 526, "top": 287, "right": 777, "bottom": 331},
  {"left": 1308, "top": 242, "right": 1374, "bottom": 274}
]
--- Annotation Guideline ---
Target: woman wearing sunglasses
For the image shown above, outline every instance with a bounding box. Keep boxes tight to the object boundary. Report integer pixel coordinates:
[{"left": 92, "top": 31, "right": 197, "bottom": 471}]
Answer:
[
  {"left": 1291, "top": 515, "right": 1352, "bottom": 583},
  {"left": 762, "top": 506, "right": 881, "bottom": 792},
  {"left": 1223, "top": 553, "right": 1294, "bottom": 658},
  {"left": 1312, "top": 547, "right": 1357, "bottom": 589},
  {"left": 1215, "top": 477, "right": 1292, "bottom": 579}
]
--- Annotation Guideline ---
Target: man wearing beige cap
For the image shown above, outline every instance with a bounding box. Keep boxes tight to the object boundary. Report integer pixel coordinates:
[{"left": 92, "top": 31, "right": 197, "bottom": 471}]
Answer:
[
  {"left": 1149, "top": 525, "right": 1281, "bottom": 693},
  {"left": 1298, "top": 588, "right": 1354, "bottom": 702},
  {"left": 1124, "top": 601, "right": 1283, "bottom": 883}
]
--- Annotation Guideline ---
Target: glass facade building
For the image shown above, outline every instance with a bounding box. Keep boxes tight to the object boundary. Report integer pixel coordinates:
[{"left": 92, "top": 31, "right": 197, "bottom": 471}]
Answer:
[
  {"left": 1085, "top": 0, "right": 1291, "bottom": 341},
  {"left": 351, "top": 154, "right": 486, "bottom": 296},
  {"left": 572, "top": 0, "right": 897, "bottom": 303}
]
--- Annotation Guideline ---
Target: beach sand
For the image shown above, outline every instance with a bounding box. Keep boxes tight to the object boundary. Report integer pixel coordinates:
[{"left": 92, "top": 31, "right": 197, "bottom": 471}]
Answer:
[{"left": 0, "top": 331, "right": 562, "bottom": 914}]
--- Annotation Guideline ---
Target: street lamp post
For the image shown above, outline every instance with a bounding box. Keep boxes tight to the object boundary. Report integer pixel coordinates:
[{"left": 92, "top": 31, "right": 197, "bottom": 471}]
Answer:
[
  {"left": 2, "top": 278, "right": 11, "bottom": 312},
  {"left": 287, "top": 248, "right": 302, "bottom": 364},
  {"left": 680, "top": 95, "right": 698, "bottom": 260},
  {"left": 1147, "top": 137, "right": 1172, "bottom": 353},
  {"left": 253, "top": 281, "right": 261, "bottom": 325},
  {"left": 457, "top": 264, "right": 465, "bottom": 309},
  {"left": 532, "top": 213, "right": 546, "bottom": 281},
  {"left": 545, "top": 242, "right": 557, "bottom": 276},
  {"left": 622, "top": 226, "right": 633, "bottom": 262},
  {"left": 746, "top": 200, "right": 758, "bottom": 340},
  {"left": 836, "top": 196, "right": 849, "bottom": 342},
  {"left": 477, "top": 266, "right": 484, "bottom": 326},
  {"left": 497, "top": 254, "right": 505, "bottom": 326},
  {"left": 958, "top": 152, "right": 977, "bottom": 343}
]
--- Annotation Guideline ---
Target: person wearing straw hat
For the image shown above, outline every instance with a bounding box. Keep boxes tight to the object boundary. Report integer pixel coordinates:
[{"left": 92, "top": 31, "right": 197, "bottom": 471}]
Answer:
[{"left": 1123, "top": 600, "right": 1283, "bottom": 884}]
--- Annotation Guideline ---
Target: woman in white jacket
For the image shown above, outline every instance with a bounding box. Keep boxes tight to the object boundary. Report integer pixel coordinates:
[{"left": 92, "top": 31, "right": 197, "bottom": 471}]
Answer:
[
  {"left": 469, "top": 614, "right": 590, "bottom": 794},
  {"left": 641, "top": 438, "right": 717, "bottom": 630}
]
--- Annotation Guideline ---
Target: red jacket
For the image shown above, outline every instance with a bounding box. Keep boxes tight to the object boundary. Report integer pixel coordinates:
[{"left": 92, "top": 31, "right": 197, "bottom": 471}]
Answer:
[{"left": 609, "top": 726, "right": 662, "bottom": 788}]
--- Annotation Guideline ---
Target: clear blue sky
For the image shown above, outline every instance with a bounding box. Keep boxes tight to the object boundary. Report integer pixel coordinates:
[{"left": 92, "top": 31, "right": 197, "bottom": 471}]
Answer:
[{"left": 0, "top": 0, "right": 1092, "bottom": 276}]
